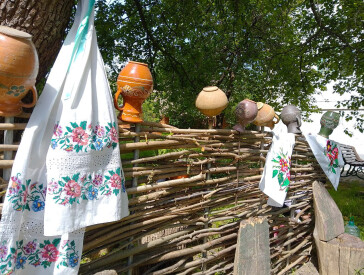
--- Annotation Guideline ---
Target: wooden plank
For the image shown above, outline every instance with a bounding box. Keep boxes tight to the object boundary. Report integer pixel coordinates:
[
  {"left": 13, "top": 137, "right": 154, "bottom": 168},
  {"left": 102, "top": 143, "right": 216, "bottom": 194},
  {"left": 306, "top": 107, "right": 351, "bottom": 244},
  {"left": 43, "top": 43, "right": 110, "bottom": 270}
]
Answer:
[
  {"left": 338, "top": 245, "right": 350, "bottom": 275},
  {"left": 315, "top": 232, "right": 364, "bottom": 275},
  {"left": 234, "top": 216, "right": 270, "bottom": 275},
  {"left": 0, "top": 160, "right": 14, "bottom": 168},
  {"left": 94, "top": 270, "right": 117, "bottom": 275},
  {"left": 0, "top": 123, "right": 27, "bottom": 130},
  {"left": 0, "top": 144, "right": 19, "bottom": 151},
  {"left": 313, "top": 181, "right": 344, "bottom": 241}
]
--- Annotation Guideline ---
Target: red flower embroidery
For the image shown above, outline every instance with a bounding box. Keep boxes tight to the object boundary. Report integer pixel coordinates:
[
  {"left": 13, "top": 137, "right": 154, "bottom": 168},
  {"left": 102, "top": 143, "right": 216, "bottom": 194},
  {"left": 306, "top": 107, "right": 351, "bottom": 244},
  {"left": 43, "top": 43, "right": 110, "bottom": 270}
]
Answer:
[
  {"left": 110, "top": 127, "right": 118, "bottom": 143},
  {"left": 41, "top": 244, "right": 59, "bottom": 262},
  {"left": 279, "top": 158, "right": 289, "bottom": 172},
  {"left": 64, "top": 180, "right": 81, "bottom": 197},
  {"left": 110, "top": 174, "right": 122, "bottom": 189},
  {"left": 72, "top": 127, "right": 89, "bottom": 145}
]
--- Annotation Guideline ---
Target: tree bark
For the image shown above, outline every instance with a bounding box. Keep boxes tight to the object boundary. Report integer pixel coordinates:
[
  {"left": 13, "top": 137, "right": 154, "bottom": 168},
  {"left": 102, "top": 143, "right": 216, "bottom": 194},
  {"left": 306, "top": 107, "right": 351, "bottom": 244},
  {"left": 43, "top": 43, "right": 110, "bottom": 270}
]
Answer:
[{"left": 0, "top": 0, "right": 75, "bottom": 83}]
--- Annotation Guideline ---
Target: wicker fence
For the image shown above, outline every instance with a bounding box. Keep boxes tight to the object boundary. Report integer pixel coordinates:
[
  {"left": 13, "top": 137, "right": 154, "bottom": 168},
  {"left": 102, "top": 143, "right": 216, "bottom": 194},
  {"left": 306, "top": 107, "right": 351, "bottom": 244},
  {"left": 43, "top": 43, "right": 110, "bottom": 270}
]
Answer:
[{"left": 0, "top": 118, "right": 325, "bottom": 274}]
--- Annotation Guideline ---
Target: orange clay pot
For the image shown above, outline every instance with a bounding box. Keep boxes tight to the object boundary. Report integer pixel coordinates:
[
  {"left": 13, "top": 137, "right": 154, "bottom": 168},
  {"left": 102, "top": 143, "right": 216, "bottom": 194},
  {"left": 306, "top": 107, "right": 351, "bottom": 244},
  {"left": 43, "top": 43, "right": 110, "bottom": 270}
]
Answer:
[
  {"left": 114, "top": 61, "right": 153, "bottom": 123},
  {"left": 170, "top": 175, "right": 189, "bottom": 180},
  {"left": 0, "top": 26, "right": 38, "bottom": 117},
  {"left": 253, "top": 102, "right": 280, "bottom": 129}
]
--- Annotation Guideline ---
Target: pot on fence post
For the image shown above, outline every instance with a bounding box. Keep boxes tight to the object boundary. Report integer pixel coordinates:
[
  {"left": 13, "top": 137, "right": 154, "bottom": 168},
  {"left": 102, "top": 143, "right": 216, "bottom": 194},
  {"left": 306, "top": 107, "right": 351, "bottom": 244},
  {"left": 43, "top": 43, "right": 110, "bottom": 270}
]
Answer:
[
  {"left": 0, "top": 26, "right": 39, "bottom": 117},
  {"left": 252, "top": 102, "right": 280, "bottom": 130},
  {"left": 318, "top": 111, "right": 340, "bottom": 138},
  {"left": 114, "top": 61, "right": 153, "bottom": 123},
  {"left": 281, "top": 105, "right": 302, "bottom": 134},
  {"left": 195, "top": 86, "right": 228, "bottom": 129},
  {"left": 233, "top": 99, "right": 258, "bottom": 133}
]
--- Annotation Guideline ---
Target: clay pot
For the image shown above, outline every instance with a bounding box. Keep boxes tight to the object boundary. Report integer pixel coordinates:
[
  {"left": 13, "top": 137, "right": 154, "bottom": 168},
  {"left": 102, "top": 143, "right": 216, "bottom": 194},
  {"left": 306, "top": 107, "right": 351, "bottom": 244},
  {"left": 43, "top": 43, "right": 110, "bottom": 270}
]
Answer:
[
  {"left": 253, "top": 102, "right": 280, "bottom": 129},
  {"left": 160, "top": 116, "right": 169, "bottom": 125},
  {"left": 170, "top": 175, "right": 188, "bottom": 180},
  {"left": 114, "top": 61, "right": 153, "bottom": 123},
  {"left": 318, "top": 111, "right": 340, "bottom": 138},
  {"left": 0, "top": 26, "right": 38, "bottom": 117},
  {"left": 195, "top": 86, "right": 228, "bottom": 117},
  {"left": 281, "top": 105, "right": 302, "bottom": 134},
  {"left": 233, "top": 99, "right": 258, "bottom": 132}
]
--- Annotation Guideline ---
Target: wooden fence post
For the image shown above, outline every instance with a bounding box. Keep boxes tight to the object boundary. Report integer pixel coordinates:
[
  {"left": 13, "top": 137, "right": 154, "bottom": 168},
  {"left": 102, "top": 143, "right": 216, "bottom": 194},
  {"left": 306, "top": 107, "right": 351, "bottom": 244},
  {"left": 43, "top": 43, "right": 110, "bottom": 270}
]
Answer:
[
  {"left": 234, "top": 216, "right": 270, "bottom": 275},
  {"left": 127, "top": 123, "right": 141, "bottom": 275}
]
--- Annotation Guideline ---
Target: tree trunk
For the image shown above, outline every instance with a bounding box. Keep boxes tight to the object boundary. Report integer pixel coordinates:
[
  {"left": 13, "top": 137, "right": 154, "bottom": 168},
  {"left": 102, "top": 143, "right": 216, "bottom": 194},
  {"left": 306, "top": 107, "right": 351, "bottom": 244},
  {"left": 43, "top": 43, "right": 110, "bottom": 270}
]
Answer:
[{"left": 0, "top": 0, "right": 75, "bottom": 83}]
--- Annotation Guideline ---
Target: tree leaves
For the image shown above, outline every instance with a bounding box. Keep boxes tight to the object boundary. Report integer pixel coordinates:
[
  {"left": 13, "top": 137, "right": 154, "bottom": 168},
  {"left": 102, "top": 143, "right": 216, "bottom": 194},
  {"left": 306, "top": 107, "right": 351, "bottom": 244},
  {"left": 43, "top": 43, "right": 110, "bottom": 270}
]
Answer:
[{"left": 94, "top": 0, "right": 363, "bottom": 129}]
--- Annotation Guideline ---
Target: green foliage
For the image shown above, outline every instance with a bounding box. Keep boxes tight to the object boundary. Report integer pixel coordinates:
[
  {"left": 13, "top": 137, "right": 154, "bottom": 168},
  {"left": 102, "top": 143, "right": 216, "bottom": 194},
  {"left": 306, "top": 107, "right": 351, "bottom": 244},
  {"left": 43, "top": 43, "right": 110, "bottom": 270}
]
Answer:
[
  {"left": 94, "top": 0, "right": 363, "bottom": 129},
  {"left": 327, "top": 181, "right": 364, "bottom": 241}
]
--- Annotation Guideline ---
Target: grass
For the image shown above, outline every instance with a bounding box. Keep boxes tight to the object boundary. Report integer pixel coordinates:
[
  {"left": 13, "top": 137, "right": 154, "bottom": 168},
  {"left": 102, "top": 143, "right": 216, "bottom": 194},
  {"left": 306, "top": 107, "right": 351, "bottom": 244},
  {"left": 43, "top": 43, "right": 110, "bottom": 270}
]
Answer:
[{"left": 327, "top": 180, "right": 364, "bottom": 240}]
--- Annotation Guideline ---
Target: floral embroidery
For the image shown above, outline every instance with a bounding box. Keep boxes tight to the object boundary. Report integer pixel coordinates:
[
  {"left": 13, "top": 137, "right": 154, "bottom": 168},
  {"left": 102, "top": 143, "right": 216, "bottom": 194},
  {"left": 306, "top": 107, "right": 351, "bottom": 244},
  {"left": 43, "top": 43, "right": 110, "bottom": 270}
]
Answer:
[
  {"left": 272, "top": 150, "right": 291, "bottom": 192},
  {"left": 50, "top": 121, "right": 118, "bottom": 153},
  {"left": 6, "top": 173, "right": 46, "bottom": 212},
  {"left": 50, "top": 167, "right": 125, "bottom": 205},
  {"left": 324, "top": 140, "right": 339, "bottom": 174},
  {"left": 0, "top": 239, "right": 80, "bottom": 273}
]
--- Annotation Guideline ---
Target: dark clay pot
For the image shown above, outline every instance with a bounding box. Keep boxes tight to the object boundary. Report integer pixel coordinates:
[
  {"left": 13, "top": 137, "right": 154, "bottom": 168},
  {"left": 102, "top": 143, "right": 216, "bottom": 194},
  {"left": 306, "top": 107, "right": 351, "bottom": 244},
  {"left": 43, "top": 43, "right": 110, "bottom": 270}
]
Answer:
[
  {"left": 233, "top": 99, "right": 258, "bottom": 132},
  {"left": 318, "top": 111, "right": 340, "bottom": 138},
  {"left": 281, "top": 105, "right": 302, "bottom": 134}
]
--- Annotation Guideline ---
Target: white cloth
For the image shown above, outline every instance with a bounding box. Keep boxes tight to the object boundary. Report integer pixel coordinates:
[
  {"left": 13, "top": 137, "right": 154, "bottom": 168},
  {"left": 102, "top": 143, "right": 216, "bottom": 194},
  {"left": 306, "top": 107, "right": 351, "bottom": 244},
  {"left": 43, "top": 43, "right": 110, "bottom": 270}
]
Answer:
[
  {"left": 305, "top": 134, "right": 344, "bottom": 190},
  {"left": 259, "top": 125, "right": 295, "bottom": 207},
  {"left": 0, "top": 0, "right": 129, "bottom": 273}
]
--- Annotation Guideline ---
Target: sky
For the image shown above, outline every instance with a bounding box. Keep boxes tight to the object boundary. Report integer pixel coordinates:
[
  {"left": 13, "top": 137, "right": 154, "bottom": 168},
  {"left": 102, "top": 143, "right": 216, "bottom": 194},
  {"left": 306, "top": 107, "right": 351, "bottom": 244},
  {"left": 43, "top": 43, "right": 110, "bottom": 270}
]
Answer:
[{"left": 300, "top": 83, "right": 364, "bottom": 158}]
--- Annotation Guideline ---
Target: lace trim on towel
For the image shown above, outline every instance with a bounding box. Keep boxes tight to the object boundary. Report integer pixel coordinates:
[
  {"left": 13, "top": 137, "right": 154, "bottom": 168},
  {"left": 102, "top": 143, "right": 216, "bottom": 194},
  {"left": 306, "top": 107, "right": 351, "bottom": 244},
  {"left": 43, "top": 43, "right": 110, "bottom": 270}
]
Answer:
[{"left": 46, "top": 147, "right": 121, "bottom": 173}]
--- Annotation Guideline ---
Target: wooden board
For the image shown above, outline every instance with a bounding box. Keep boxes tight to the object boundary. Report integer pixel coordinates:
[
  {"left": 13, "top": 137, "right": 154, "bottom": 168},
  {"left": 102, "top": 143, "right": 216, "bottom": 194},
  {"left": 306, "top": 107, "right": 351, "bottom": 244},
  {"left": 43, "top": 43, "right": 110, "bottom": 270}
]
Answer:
[
  {"left": 313, "top": 181, "right": 344, "bottom": 241},
  {"left": 314, "top": 231, "right": 364, "bottom": 275},
  {"left": 233, "top": 216, "right": 270, "bottom": 275}
]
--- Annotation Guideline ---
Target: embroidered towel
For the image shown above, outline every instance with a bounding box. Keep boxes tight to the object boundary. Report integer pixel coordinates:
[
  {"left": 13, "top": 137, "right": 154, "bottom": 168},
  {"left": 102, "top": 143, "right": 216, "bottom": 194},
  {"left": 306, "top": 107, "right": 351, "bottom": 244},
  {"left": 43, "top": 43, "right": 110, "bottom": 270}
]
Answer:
[
  {"left": 259, "top": 126, "right": 295, "bottom": 207},
  {"left": 43, "top": 0, "right": 129, "bottom": 235},
  {"left": 305, "top": 134, "right": 344, "bottom": 190},
  {"left": 0, "top": 0, "right": 128, "bottom": 273}
]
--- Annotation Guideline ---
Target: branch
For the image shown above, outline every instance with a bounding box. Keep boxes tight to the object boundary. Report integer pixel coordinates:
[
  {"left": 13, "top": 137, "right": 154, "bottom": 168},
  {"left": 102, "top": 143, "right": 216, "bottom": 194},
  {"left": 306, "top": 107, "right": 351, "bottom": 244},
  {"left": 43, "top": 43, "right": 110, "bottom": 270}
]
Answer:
[
  {"left": 133, "top": 0, "right": 197, "bottom": 89},
  {"left": 309, "top": 0, "right": 354, "bottom": 50}
]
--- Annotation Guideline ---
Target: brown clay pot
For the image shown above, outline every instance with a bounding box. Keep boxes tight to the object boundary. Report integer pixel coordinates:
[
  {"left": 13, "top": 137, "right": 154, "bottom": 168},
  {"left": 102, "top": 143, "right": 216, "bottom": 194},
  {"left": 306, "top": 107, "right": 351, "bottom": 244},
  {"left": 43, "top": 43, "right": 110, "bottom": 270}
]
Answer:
[
  {"left": 160, "top": 116, "right": 170, "bottom": 125},
  {"left": 253, "top": 102, "right": 280, "bottom": 129},
  {"left": 280, "top": 105, "right": 302, "bottom": 134},
  {"left": 0, "top": 26, "right": 38, "bottom": 117},
  {"left": 233, "top": 99, "right": 258, "bottom": 132},
  {"left": 195, "top": 86, "right": 228, "bottom": 117},
  {"left": 114, "top": 61, "right": 153, "bottom": 123}
]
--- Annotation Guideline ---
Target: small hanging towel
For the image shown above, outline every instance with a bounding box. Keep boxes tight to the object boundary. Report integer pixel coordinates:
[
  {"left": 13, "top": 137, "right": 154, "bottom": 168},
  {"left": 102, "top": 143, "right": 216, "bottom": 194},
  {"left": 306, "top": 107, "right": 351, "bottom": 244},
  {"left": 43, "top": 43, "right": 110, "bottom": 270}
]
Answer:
[
  {"left": 0, "top": 0, "right": 129, "bottom": 273},
  {"left": 259, "top": 124, "right": 295, "bottom": 207},
  {"left": 305, "top": 133, "right": 344, "bottom": 190}
]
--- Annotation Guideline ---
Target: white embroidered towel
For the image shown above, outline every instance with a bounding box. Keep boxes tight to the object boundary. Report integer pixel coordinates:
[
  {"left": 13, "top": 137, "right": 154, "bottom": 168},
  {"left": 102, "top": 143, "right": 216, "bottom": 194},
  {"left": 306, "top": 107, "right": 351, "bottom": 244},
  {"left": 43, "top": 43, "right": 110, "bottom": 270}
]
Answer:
[
  {"left": 305, "top": 134, "right": 344, "bottom": 190},
  {"left": 0, "top": 1, "right": 88, "bottom": 274},
  {"left": 43, "top": 0, "right": 129, "bottom": 235},
  {"left": 0, "top": 0, "right": 128, "bottom": 273},
  {"left": 259, "top": 126, "right": 295, "bottom": 207}
]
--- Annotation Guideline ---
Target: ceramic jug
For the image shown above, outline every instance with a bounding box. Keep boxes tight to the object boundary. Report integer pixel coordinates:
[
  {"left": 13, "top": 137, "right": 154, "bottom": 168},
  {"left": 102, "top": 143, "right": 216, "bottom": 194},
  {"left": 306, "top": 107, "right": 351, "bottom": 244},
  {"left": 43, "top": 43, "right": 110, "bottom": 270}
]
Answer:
[
  {"left": 195, "top": 86, "right": 228, "bottom": 117},
  {"left": 0, "top": 26, "right": 38, "bottom": 117},
  {"left": 281, "top": 105, "right": 302, "bottom": 134},
  {"left": 318, "top": 111, "right": 340, "bottom": 138},
  {"left": 253, "top": 102, "right": 280, "bottom": 129},
  {"left": 233, "top": 99, "right": 258, "bottom": 132},
  {"left": 114, "top": 61, "right": 153, "bottom": 123}
]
